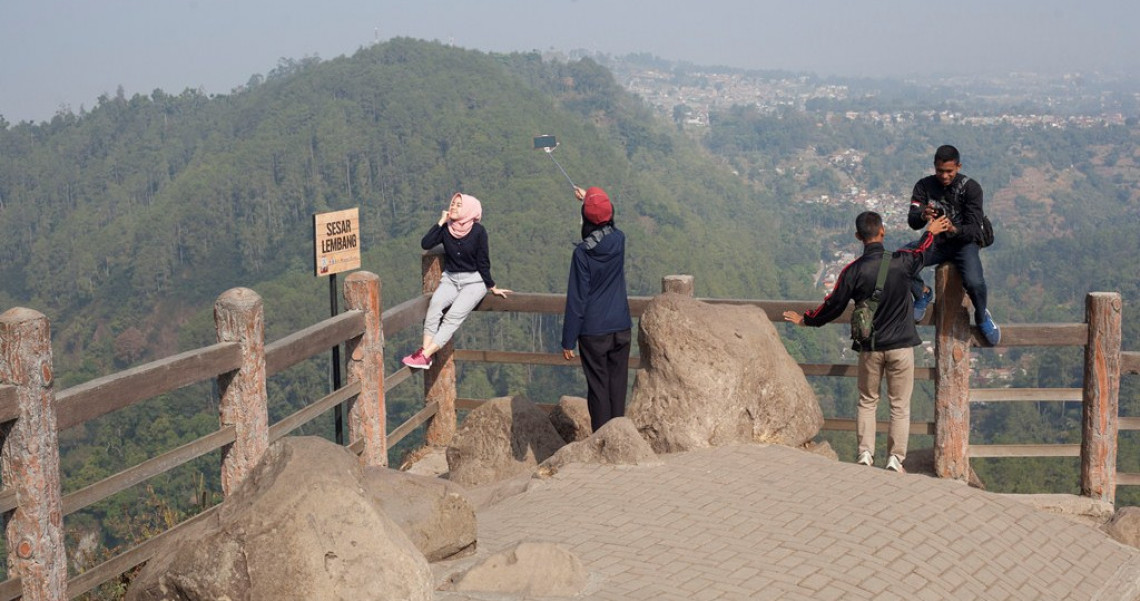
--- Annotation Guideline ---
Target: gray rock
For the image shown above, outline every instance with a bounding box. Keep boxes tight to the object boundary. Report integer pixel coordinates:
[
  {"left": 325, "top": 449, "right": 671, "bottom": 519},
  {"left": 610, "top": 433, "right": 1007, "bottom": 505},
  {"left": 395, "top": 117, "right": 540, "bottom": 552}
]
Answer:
[
  {"left": 441, "top": 542, "right": 587, "bottom": 596},
  {"left": 126, "top": 437, "right": 432, "bottom": 601},
  {"left": 446, "top": 396, "right": 566, "bottom": 487},
  {"left": 1106, "top": 506, "right": 1140, "bottom": 549},
  {"left": 628, "top": 293, "right": 824, "bottom": 453},
  {"left": 549, "top": 395, "right": 592, "bottom": 443},
  {"left": 362, "top": 467, "right": 476, "bottom": 562},
  {"left": 536, "top": 417, "right": 658, "bottom": 478}
]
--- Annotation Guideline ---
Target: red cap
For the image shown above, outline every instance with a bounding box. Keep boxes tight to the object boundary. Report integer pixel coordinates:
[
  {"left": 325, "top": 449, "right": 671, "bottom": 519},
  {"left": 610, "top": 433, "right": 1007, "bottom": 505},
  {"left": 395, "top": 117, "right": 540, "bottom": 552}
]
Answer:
[{"left": 582, "top": 186, "right": 613, "bottom": 225}]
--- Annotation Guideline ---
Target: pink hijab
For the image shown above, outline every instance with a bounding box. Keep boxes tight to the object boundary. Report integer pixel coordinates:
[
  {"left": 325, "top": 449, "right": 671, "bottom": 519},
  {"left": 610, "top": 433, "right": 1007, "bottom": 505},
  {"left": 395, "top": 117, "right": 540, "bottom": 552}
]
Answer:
[{"left": 446, "top": 193, "right": 482, "bottom": 239}]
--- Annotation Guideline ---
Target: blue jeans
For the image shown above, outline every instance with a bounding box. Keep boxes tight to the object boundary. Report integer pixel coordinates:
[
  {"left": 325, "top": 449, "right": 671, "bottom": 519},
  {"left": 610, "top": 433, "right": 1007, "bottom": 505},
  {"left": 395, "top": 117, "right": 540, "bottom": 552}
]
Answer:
[{"left": 907, "top": 237, "right": 988, "bottom": 324}]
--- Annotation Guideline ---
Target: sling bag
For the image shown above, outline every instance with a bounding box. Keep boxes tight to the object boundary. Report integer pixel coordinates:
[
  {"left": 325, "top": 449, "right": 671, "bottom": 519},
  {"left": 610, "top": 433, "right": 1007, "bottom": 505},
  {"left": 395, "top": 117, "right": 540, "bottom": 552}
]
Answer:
[{"left": 850, "top": 253, "right": 891, "bottom": 350}]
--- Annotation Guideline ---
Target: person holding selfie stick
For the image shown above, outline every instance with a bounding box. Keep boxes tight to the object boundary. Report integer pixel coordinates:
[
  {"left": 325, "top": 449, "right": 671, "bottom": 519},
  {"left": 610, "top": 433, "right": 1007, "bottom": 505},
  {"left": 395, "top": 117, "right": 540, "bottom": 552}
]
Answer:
[
  {"left": 561, "top": 185, "right": 632, "bottom": 432},
  {"left": 402, "top": 193, "right": 510, "bottom": 370}
]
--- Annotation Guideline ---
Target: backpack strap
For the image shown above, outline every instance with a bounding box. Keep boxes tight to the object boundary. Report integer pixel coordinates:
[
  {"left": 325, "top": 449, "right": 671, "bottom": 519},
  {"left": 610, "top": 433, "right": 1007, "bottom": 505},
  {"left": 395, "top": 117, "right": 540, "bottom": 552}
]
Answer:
[{"left": 868, "top": 253, "right": 891, "bottom": 350}]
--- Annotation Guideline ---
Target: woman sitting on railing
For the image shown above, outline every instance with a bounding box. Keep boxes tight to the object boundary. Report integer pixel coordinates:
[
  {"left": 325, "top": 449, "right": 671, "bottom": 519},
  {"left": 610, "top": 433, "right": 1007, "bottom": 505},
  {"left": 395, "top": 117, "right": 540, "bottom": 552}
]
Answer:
[{"left": 402, "top": 193, "right": 511, "bottom": 370}]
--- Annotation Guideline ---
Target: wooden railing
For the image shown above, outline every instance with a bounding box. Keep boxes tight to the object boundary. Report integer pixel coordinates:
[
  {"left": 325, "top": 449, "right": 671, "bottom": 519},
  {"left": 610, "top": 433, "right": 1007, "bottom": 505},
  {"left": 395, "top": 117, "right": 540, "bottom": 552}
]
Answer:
[
  {"left": 0, "top": 259, "right": 1135, "bottom": 600},
  {"left": 0, "top": 272, "right": 431, "bottom": 600}
]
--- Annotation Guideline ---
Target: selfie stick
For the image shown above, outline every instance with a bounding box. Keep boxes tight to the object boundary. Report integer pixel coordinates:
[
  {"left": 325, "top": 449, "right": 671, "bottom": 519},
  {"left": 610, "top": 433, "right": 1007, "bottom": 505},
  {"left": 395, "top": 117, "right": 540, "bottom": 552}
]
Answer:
[{"left": 543, "top": 147, "right": 577, "bottom": 190}]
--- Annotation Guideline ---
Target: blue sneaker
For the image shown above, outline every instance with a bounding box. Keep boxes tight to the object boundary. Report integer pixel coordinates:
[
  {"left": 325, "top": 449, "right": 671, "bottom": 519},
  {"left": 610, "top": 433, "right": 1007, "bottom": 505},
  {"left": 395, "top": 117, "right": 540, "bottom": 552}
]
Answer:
[
  {"left": 914, "top": 287, "right": 934, "bottom": 323},
  {"left": 978, "top": 310, "right": 1001, "bottom": 346}
]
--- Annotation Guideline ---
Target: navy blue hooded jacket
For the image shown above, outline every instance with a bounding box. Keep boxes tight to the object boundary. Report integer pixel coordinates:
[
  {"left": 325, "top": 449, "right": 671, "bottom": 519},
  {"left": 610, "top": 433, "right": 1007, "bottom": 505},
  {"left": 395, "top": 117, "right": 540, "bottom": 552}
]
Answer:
[{"left": 561, "top": 226, "right": 632, "bottom": 349}]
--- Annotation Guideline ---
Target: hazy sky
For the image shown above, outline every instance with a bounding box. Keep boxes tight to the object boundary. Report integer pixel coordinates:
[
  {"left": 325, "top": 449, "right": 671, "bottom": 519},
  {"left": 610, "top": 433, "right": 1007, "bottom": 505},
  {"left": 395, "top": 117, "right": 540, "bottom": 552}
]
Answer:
[{"left": 3, "top": 0, "right": 1138, "bottom": 123}]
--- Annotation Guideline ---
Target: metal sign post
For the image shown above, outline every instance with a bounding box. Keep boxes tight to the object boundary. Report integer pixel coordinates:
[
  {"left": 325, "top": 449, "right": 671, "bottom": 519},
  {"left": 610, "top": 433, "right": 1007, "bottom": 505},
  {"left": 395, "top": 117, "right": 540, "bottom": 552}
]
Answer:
[{"left": 313, "top": 208, "right": 361, "bottom": 445}]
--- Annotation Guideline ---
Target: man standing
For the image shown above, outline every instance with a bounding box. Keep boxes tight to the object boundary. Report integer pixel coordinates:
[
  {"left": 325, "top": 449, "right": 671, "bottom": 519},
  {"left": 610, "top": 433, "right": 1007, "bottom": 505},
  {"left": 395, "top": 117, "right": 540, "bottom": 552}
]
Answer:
[
  {"left": 561, "top": 185, "right": 633, "bottom": 433},
  {"left": 908, "top": 145, "right": 1000, "bottom": 346},
  {"left": 784, "top": 211, "right": 949, "bottom": 472}
]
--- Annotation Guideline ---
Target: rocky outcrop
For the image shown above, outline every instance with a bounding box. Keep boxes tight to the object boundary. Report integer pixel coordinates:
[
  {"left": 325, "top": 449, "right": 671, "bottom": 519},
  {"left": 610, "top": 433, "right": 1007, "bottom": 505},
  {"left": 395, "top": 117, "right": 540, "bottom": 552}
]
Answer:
[
  {"left": 628, "top": 293, "right": 823, "bottom": 453},
  {"left": 1106, "top": 506, "right": 1140, "bottom": 549},
  {"left": 536, "top": 417, "right": 658, "bottom": 478},
  {"left": 126, "top": 437, "right": 432, "bottom": 601},
  {"left": 441, "top": 542, "right": 587, "bottom": 597},
  {"left": 549, "top": 395, "right": 592, "bottom": 443},
  {"left": 363, "top": 468, "right": 476, "bottom": 562},
  {"left": 446, "top": 396, "right": 566, "bottom": 487}
]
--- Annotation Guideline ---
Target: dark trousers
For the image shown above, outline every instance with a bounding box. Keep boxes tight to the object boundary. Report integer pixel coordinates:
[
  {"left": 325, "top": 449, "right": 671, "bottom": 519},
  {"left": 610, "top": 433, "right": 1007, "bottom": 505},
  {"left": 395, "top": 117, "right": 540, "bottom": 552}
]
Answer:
[
  {"left": 578, "top": 329, "right": 632, "bottom": 432},
  {"left": 908, "top": 237, "right": 989, "bottom": 324}
]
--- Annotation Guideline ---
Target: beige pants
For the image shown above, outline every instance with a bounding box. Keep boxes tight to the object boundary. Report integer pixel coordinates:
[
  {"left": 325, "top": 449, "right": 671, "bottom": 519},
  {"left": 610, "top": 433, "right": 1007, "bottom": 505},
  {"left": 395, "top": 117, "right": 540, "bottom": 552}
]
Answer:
[{"left": 856, "top": 347, "right": 914, "bottom": 459}]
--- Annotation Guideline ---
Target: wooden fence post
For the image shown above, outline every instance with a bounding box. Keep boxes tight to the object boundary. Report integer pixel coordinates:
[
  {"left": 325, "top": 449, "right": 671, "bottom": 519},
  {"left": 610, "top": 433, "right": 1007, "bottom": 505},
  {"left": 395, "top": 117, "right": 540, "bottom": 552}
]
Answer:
[
  {"left": 0, "top": 308, "right": 67, "bottom": 601},
  {"left": 662, "top": 275, "right": 695, "bottom": 296},
  {"left": 932, "top": 264, "right": 972, "bottom": 481},
  {"left": 1081, "top": 292, "right": 1121, "bottom": 502},
  {"left": 421, "top": 251, "right": 457, "bottom": 447},
  {"left": 215, "top": 288, "right": 269, "bottom": 496},
  {"left": 344, "top": 272, "right": 387, "bottom": 466}
]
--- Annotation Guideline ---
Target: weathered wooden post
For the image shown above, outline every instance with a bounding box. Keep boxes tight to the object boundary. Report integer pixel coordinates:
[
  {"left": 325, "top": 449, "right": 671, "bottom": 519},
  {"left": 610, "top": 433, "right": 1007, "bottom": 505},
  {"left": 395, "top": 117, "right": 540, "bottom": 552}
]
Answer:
[
  {"left": 932, "top": 264, "right": 972, "bottom": 481},
  {"left": 1081, "top": 292, "right": 1121, "bottom": 502},
  {"left": 421, "top": 251, "right": 457, "bottom": 447},
  {"left": 344, "top": 271, "right": 387, "bottom": 466},
  {"left": 215, "top": 288, "right": 269, "bottom": 496},
  {"left": 0, "top": 308, "right": 67, "bottom": 601},
  {"left": 662, "top": 275, "right": 695, "bottom": 296}
]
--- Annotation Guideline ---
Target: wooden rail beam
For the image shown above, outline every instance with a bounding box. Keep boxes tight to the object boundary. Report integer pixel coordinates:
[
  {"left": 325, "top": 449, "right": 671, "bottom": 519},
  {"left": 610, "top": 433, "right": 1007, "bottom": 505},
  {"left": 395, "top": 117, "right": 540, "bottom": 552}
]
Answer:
[
  {"left": 55, "top": 342, "right": 241, "bottom": 431},
  {"left": 264, "top": 311, "right": 363, "bottom": 376},
  {"left": 970, "top": 444, "right": 1081, "bottom": 458},
  {"left": 1122, "top": 351, "right": 1140, "bottom": 375},
  {"left": 969, "top": 388, "right": 1082, "bottom": 403},
  {"left": 821, "top": 418, "right": 936, "bottom": 436}
]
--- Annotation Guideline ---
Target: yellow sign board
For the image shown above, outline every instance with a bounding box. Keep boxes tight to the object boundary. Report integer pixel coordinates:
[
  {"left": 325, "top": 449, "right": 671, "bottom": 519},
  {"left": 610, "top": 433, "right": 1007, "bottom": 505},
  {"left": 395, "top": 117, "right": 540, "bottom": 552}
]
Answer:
[{"left": 313, "top": 208, "right": 361, "bottom": 276}]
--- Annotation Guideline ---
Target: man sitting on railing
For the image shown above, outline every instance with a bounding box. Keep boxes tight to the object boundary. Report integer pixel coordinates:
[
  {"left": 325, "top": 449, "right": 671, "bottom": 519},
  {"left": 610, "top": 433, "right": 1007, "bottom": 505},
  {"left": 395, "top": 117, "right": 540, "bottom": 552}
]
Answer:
[
  {"left": 561, "top": 185, "right": 632, "bottom": 433},
  {"left": 783, "top": 211, "right": 949, "bottom": 473}
]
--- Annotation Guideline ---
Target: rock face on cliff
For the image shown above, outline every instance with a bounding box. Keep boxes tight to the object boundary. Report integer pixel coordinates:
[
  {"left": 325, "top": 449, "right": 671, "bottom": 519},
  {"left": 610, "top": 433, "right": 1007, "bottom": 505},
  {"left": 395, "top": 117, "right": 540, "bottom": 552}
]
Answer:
[
  {"left": 446, "top": 396, "right": 566, "bottom": 487},
  {"left": 126, "top": 437, "right": 433, "bottom": 601},
  {"left": 628, "top": 293, "right": 823, "bottom": 453}
]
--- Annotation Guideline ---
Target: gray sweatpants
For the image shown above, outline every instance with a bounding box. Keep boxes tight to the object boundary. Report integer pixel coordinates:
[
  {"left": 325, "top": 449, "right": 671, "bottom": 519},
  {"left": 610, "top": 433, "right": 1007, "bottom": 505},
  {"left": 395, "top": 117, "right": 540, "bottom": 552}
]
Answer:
[{"left": 424, "top": 271, "right": 488, "bottom": 348}]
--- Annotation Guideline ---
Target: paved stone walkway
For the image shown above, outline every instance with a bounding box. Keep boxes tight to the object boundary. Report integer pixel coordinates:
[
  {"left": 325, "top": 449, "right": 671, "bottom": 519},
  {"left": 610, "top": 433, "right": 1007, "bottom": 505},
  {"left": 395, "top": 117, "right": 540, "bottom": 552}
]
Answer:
[{"left": 435, "top": 444, "right": 1140, "bottom": 600}]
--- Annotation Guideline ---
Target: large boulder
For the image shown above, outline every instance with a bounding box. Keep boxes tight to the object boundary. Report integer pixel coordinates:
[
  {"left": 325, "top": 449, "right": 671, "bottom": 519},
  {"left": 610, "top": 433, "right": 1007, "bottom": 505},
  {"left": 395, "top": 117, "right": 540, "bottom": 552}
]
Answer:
[
  {"left": 536, "top": 417, "right": 658, "bottom": 478},
  {"left": 446, "top": 396, "right": 566, "bottom": 487},
  {"left": 362, "top": 467, "right": 476, "bottom": 562},
  {"left": 127, "top": 437, "right": 433, "bottom": 601},
  {"left": 548, "top": 395, "right": 592, "bottom": 443},
  {"left": 628, "top": 293, "right": 823, "bottom": 453}
]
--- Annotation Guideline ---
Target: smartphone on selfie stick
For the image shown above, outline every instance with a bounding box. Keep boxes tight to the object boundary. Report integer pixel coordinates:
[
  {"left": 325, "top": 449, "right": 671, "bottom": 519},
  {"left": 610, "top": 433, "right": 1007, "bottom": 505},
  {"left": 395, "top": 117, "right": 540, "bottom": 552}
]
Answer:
[{"left": 533, "top": 134, "right": 576, "bottom": 191}]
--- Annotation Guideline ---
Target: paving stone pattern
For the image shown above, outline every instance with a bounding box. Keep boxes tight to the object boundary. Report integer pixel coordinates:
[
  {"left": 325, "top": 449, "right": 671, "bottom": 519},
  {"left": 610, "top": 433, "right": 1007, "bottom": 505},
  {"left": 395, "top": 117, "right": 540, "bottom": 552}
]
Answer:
[{"left": 435, "top": 444, "right": 1140, "bottom": 601}]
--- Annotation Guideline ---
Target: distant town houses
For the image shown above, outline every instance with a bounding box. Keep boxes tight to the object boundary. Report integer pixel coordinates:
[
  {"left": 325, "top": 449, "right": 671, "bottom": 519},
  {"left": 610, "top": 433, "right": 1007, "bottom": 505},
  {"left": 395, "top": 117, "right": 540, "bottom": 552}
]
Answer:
[{"left": 607, "top": 60, "right": 1129, "bottom": 131}]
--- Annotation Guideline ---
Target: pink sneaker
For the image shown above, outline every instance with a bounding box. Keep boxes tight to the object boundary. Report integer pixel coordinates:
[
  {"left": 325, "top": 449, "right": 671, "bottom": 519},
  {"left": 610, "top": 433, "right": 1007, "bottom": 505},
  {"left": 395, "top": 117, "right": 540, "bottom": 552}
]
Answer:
[{"left": 401, "top": 349, "right": 432, "bottom": 370}]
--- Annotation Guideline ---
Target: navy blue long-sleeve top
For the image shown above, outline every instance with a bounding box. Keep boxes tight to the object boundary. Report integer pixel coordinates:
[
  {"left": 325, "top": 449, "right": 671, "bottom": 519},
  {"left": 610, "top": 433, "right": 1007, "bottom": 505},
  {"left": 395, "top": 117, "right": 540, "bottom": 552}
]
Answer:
[
  {"left": 421, "top": 223, "right": 495, "bottom": 288},
  {"left": 561, "top": 227, "right": 632, "bottom": 349}
]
